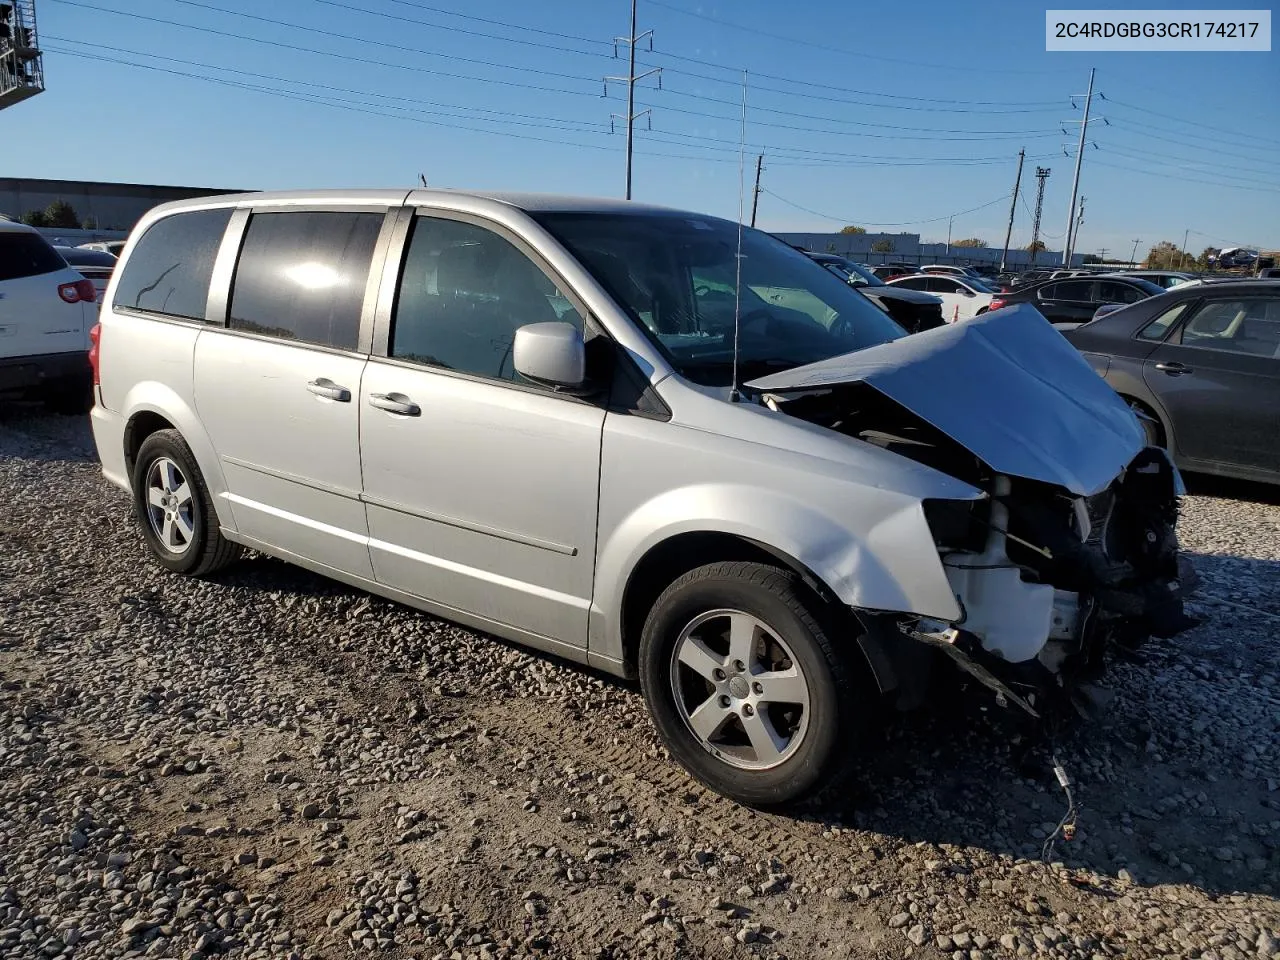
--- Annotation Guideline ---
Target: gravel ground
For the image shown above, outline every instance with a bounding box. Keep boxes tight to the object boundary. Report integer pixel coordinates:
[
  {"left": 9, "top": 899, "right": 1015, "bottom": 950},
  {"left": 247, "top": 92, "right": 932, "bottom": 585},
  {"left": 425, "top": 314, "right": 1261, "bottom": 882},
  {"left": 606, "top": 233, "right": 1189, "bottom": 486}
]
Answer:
[{"left": 2, "top": 405, "right": 1278, "bottom": 960}]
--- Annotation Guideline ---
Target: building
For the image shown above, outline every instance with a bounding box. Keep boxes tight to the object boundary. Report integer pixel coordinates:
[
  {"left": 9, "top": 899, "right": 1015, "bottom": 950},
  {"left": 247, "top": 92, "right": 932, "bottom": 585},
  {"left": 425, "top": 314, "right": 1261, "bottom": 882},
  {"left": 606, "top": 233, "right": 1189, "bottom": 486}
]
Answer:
[
  {"left": 0, "top": 177, "right": 249, "bottom": 234},
  {"left": 773, "top": 231, "right": 1083, "bottom": 270}
]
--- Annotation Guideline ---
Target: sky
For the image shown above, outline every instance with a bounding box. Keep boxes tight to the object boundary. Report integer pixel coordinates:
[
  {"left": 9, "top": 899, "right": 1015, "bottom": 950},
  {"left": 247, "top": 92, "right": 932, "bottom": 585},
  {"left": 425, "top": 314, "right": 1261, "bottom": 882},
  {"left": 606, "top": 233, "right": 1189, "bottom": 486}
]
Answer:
[{"left": 5, "top": 0, "right": 1279, "bottom": 257}]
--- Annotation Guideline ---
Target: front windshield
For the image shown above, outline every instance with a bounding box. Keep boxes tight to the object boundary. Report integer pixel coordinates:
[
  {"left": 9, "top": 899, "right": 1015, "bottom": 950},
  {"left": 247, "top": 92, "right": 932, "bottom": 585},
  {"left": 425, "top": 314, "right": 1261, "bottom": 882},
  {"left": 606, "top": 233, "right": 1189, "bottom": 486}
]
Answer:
[{"left": 535, "top": 212, "right": 905, "bottom": 387}]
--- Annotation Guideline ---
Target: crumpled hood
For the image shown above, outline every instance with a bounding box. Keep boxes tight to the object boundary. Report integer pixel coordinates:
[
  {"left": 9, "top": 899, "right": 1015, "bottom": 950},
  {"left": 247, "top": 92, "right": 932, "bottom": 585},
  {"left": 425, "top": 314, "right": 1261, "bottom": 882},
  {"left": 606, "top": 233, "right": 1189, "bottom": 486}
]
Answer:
[{"left": 746, "top": 304, "right": 1144, "bottom": 496}]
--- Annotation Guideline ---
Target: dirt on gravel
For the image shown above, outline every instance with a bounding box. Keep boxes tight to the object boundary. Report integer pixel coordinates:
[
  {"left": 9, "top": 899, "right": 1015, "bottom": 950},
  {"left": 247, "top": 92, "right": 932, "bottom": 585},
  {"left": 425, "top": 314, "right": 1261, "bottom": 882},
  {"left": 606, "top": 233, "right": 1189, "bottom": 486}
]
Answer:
[{"left": 1, "top": 405, "right": 1278, "bottom": 960}]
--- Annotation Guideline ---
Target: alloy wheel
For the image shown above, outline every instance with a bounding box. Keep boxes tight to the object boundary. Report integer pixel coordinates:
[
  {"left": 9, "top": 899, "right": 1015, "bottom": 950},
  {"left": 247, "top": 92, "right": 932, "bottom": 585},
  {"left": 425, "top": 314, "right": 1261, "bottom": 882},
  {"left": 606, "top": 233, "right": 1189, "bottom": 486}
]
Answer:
[
  {"left": 668, "top": 609, "right": 811, "bottom": 770},
  {"left": 145, "top": 457, "right": 196, "bottom": 555}
]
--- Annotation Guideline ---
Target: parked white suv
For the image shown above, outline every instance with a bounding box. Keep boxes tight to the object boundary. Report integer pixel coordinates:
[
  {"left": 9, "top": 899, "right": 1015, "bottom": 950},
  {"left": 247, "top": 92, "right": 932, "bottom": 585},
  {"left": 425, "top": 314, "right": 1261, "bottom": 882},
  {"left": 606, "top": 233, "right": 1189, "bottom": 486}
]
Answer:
[
  {"left": 91, "top": 190, "right": 1194, "bottom": 805},
  {"left": 0, "top": 220, "right": 97, "bottom": 410}
]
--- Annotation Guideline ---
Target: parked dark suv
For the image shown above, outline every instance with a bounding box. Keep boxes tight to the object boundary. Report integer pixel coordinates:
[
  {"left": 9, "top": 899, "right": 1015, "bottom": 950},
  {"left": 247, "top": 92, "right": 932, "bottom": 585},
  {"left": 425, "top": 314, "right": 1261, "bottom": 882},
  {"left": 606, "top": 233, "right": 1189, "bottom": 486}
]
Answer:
[{"left": 991, "top": 275, "right": 1165, "bottom": 326}]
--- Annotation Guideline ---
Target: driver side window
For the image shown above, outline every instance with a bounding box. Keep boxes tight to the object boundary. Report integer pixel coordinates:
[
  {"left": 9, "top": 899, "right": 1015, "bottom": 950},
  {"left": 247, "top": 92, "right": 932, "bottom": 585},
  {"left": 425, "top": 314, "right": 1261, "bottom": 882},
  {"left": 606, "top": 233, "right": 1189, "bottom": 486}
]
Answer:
[{"left": 391, "top": 216, "right": 585, "bottom": 383}]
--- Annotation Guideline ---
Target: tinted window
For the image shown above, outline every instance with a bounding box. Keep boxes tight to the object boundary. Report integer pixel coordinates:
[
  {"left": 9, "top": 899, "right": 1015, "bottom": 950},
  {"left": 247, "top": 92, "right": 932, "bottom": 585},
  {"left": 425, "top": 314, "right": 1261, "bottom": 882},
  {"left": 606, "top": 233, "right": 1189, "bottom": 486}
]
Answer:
[
  {"left": 1137, "top": 303, "right": 1188, "bottom": 341},
  {"left": 57, "top": 247, "right": 117, "bottom": 268},
  {"left": 0, "top": 231, "right": 67, "bottom": 281},
  {"left": 893, "top": 276, "right": 930, "bottom": 291},
  {"left": 1097, "top": 281, "right": 1148, "bottom": 305},
  {"left": 1179, "top": 298, "right": 1280, "bottom": 358},
  {"left": 391, "top": 216, "right": 584, "bottom": 382},
  {"left": 1045, "top": 280, "right": 1093, "bottom": 303},
  {"left": 928, "top": 277, "right": 961, "bottom": 293},
  {"left": 229, "top": 211, "right": 382, "bottom": 350},
  {"left": 113, "top": 208, "right": 231, "bottom": 320}
]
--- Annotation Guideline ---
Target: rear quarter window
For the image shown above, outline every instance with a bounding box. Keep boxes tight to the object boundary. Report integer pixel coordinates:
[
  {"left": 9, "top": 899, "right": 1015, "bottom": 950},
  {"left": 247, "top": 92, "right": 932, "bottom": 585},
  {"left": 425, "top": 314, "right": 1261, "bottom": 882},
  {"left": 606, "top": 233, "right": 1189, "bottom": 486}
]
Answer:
[
  {"left": 0, "top": 231, "right": 66, "bottom": 281},
  {"left": 113, "top": 208, "right": 233, "bottom": 321}
]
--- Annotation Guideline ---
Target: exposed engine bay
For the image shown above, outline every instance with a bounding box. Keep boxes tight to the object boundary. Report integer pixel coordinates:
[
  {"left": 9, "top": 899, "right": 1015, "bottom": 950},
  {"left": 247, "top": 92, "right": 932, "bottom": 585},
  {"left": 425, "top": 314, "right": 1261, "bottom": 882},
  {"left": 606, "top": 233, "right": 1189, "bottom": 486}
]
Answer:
[{"left": 757, "top": 380, "right": 1198, "bottom": 720}]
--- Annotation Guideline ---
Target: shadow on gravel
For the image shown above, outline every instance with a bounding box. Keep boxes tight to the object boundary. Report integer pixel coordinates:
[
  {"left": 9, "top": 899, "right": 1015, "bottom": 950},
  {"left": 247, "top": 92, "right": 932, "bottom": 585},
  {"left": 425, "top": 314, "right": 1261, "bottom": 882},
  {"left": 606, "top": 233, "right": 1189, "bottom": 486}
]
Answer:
[
  {"left": 788, "top": 630, "right": 1279, "bottom": 901},
  {"left": 1183, "top": 472, "right": 1280, "bottom": 506}
]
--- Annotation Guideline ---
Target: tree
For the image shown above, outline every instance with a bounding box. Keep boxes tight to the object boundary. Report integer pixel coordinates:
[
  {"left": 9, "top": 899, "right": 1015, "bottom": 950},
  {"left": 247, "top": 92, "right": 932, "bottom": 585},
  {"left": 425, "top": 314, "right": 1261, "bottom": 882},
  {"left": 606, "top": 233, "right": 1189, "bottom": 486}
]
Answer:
[
  {"left": 953, "top": 238, "right": 986, "bottom": 248},
  {"left": 43, "top": 200, "right": 83, "bottom": 229},
  {"left": 1144, "top": 240, "right": 1195, "bottom": 271},
  {"left": 20, "top": 210, "right": 49, "bottom": 227},
  {"left": 1025, "top": 240, "right": 1046, "bottom": 254},
  {"left": 1199, "top": 246, "right": 1220, "bottom": 270},
  {"left": 839, "top": 225, "right": 867, "bottom": 235},
  {"left": 870, "top": 239, "right": 894, "bottom": 253}
]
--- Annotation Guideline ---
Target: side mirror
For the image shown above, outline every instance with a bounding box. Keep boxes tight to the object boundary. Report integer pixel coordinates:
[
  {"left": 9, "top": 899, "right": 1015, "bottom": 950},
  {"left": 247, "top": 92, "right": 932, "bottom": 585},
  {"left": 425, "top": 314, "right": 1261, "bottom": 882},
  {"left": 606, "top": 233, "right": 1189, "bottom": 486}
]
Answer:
[{"left": 514, "top": 322, "right": 586, "bottom": 389}]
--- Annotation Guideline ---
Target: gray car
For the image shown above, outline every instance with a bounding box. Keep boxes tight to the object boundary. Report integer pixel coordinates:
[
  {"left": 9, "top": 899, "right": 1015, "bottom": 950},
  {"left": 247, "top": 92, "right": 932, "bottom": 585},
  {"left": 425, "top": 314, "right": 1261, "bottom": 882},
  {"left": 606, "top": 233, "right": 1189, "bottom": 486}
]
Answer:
[
  {"left": 90, "top": 190, "right": 1193, "bottom": 805},
  {"left": 1063, "top": 280, "right": 1280, "bottom": 486}
]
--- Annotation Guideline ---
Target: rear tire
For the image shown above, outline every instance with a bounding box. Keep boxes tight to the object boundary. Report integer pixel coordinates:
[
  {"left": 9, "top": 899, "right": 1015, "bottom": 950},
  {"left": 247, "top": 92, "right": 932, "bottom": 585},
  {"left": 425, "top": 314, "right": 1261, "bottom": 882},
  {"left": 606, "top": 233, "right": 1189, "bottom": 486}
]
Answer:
[
  {"left": 638, "top": 561, "right": 869, "bottom": 807},
  {"left": 132, "top": 429, "right": 242, "bottom": 576}
]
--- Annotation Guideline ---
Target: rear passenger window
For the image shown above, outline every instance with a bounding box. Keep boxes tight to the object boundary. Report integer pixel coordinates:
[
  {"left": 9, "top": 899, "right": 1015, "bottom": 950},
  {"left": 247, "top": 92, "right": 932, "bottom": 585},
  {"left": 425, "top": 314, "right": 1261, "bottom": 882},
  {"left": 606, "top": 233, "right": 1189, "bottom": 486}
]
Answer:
[
  {"left": 112, "top": 208, "right": 231, "bottom": 321},
  {"left": 1137, "top": 303, "right": 1188, "bottom": 341},
  {"left": 0, "top": 230, "right": 66, "bottom": 281},
  {"left": 229, "top": 211, "right": 382, "bottom": 351}
]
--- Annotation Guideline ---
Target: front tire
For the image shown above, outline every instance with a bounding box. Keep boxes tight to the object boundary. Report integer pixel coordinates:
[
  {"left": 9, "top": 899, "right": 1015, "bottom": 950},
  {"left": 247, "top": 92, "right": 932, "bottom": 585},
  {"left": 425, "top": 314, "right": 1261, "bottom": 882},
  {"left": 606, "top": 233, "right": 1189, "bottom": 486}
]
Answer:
[
  {"left": 131, "top": 429, "right": 242, "bottom": 576},
  {"left": 638, "top": 561, "right": 867, "bottom": 807}
]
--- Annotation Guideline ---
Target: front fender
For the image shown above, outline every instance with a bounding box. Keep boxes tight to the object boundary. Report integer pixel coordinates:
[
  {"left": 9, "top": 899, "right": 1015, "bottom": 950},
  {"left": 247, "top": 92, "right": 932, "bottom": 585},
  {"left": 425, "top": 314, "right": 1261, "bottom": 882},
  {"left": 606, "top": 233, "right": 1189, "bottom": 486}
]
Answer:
[
  {"left": 120, "top": 382, "right": 237, "bottom": 532},
  {"left": 592, "top": 482, "right": 962, "bottom": 663}
]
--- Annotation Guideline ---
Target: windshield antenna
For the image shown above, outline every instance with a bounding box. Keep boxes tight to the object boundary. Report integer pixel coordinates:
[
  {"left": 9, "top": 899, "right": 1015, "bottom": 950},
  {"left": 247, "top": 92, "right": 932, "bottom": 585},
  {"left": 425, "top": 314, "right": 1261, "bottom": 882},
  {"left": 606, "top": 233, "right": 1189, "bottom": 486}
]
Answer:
[{"left": 729, "top": 69, "right": 748, "bottom": 403}]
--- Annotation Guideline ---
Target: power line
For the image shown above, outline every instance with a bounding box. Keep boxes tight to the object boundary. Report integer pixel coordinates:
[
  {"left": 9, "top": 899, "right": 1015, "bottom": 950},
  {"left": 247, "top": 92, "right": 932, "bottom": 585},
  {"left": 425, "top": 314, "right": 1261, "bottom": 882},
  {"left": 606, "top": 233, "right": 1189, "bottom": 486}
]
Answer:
[
  {"left": 370, "top": 0, "right": 608, "bottom": 47},
  {"left": 56, "top": 0, "right": 1070, "bottom": 143},
  {"left": 1105, "top": 117, "right": 1279, "bottom": 163},
  {"left": 53, "top": 0, "right": 606, "bottom": 92},
  {"left": 1088, "top": 157, "right": 1280, "bottom": 194},
  {"left": 299, "top": 0, "right": 607, "bottom": 59},
  {"left": 41, "top": 45, "right": 744, "bottom": 166},
  {"left": 1103, "top": 96, "right": 1280, "bottom": 149},
  {"left": 639, "top": 59, "right": 1065, "bottom": 114},
  {"left": 645, "top": 0, "right": 1075, "bottom": 76},
  {"left": 45, "top": 36, "right": 605, "bottom": 132},
  {"left": 760, "top": 189, "right": 1012, "bottom": 227},
  {"left": 640, "top": 51, "right": 1067, "bottom": 108}
]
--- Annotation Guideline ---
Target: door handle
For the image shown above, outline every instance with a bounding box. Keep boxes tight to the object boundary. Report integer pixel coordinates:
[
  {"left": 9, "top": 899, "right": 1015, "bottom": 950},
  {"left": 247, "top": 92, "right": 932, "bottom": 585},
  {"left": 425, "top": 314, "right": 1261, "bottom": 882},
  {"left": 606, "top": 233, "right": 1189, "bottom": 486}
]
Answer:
[
  {"left": 368, "top": 392, "right": 421, "bottom": 417},
  {"left": 306, "top": 378, "right": 351, "bottom": 401},
  {"left": 1155, "top": 362, "right": 1192, "bottom": 376}
]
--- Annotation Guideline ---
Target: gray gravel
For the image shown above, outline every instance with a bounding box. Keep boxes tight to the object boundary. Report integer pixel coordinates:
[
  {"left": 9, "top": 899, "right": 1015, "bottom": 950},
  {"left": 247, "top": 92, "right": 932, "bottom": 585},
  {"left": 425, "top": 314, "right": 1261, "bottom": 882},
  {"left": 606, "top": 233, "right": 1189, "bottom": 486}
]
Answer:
[{"left": 2, "top": 405, "right": 1278, "bottom": 959}]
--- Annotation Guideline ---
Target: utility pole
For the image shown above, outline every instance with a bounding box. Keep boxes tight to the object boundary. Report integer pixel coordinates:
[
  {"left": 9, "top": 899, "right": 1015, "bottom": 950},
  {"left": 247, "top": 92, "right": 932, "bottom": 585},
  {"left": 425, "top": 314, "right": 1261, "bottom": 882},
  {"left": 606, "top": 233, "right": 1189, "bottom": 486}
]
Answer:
[
  {"left": 1030, "top": 167, "right": 1050, "bottom": 265},
  {"left": 1062, "top": 67, "right": 1098, "bottom": 265},
  {"left": 1130, "top": 237, "right": 1142, "bottom": 268},
  {"left": 750, "top": 153, "right": 763, "bottom": 228},
  {"left": 946, "top": 216, "right": 953, "bottom": 256},
  {"left": 1180, "top": 227, "right": 1190, "bottom": 270},
  {"left": 1069, "top": 196, "right": 1086, "bottom": 264},
  {"left": 1098, "top": 247, "right": 1108, "bottom": 262},
  {"left": 999, "top": 147, "right": 1025, "bottom": 273},
  {"left": 605, "top": 0, "right": 661, "bottom": 201}
]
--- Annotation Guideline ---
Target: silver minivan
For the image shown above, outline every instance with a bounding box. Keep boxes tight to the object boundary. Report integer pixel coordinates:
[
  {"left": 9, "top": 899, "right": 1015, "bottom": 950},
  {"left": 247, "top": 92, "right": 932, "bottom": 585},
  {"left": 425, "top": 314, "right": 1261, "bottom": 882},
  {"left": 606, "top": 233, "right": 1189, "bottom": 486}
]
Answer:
[{"left": 90, "top": 190, "right": 1194, "bottom": 806}]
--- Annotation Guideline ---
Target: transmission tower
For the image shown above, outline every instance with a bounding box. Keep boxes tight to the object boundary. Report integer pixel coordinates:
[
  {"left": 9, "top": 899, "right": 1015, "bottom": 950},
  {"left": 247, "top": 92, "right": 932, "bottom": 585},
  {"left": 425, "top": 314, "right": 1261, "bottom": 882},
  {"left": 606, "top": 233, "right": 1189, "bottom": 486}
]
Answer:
[
  {"left": 0, "top": 0, "right": 46, "bottom": 111},
  {"left": 1030, "top": 167, "right": 1051, "bottom": 265},
  {"left": 605, "top": 0, "right": 661, "bottom": 201}
]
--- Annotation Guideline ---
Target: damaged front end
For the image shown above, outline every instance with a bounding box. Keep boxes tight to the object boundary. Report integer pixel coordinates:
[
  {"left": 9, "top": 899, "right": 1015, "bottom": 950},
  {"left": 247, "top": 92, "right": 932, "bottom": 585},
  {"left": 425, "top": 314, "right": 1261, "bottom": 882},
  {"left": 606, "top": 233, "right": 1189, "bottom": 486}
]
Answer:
[{"left": 746, "top": 306, "right": 1199, "bottom": 719}]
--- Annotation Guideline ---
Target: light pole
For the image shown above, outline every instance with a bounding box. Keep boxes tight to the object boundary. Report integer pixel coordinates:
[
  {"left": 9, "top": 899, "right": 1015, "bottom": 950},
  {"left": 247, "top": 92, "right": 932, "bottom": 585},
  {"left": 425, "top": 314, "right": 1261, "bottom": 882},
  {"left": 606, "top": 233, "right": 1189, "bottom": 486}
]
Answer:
[{"left": 1130, "top": 238, "right": 1142, "bottom": 268}]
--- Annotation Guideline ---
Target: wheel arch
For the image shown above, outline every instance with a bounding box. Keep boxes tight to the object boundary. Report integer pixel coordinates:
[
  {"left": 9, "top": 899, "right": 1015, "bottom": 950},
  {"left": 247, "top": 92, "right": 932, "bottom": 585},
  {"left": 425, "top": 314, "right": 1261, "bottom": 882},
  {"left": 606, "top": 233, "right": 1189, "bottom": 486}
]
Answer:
[
  {"left": 119, "top": 382, "right": 236, "bottom": 531},
  {"left": 616, "top": 530, "right": 903, "bottom": 696}
]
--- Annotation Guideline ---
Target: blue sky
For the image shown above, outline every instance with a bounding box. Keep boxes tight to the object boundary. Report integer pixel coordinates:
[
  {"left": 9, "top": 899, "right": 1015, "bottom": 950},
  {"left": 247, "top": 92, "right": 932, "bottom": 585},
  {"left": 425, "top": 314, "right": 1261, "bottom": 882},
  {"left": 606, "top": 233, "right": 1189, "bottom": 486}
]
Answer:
[{"left": 8, "top": 0, "right": 1279, "bottom": 256}]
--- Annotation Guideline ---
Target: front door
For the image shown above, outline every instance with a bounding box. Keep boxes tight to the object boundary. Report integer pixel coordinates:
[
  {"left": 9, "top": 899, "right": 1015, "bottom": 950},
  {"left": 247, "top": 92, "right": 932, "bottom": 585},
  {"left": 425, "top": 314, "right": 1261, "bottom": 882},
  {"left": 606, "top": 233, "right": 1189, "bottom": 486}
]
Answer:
[
  {"left": 1143, "top": 294, "right": 1280, "bottom": 474},
  {"left": 194, "top": 207, "right": 388, "bottom": 577},
  {"left": 359, "top": 212, "right": 605, "bottom": 647}
]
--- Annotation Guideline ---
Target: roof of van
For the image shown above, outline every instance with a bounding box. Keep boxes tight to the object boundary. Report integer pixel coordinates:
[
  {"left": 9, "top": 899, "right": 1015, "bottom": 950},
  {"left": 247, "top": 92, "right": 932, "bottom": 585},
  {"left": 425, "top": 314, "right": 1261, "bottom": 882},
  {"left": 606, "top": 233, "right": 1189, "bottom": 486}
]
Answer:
[
  {"left": 149, "top": 188, "right": 703, "bottom": 218},
  {"left": 0, "top": 219, "right": 40, "bottom": 233}
]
